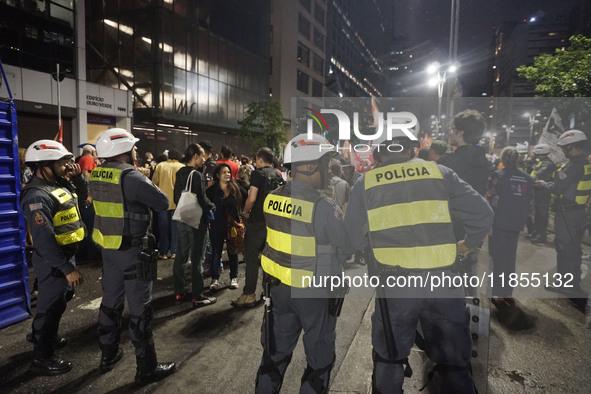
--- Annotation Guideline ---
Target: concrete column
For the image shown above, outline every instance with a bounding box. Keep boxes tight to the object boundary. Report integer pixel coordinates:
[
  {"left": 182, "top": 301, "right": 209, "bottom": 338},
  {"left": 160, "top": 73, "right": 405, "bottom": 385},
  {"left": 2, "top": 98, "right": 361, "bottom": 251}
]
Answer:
[{"left": 73, "top": 0, "right": 87, "bottom": 152}]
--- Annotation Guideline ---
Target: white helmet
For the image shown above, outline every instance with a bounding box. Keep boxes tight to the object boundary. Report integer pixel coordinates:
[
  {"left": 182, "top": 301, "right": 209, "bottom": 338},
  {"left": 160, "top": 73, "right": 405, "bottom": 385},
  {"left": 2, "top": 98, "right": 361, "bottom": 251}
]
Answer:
[
  {"left": 557, "top": 129, "right": 587, "bottom": 147},
  {"left": 515, "top": 144, "right": 528, "bottom": 154},
  {"left": 284, "top": 133, "right": 334, "bottom": 165},
  {"left": 96, "top": 128, "right": 139, "bottom": 158},
  {"left": 533, "top": 143, "right": 551, "bottom": 155},
  {"left": 25, "top": 140, "right": 73, "bottom": 163}
]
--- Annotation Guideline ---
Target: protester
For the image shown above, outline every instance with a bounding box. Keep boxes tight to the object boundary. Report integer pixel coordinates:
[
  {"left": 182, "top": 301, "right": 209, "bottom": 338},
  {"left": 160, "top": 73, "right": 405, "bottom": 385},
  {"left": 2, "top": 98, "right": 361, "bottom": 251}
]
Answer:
[
  {"left": 217, "top": 145, "right": 240, "bottom": 178},
  {"left": 232, "top": 147, "right": 284, "bottom": 307},
  {"left": 529, "top": 143, "right": 556, "bottom": 244},
  {"left": 207, "top": 163, "right": 246, "bottom": 290},
  {"left": 152, "top": 149, "right": 184, "bottom": 259},
  {"left": 199, "top": 140, "right": 217, "bottom": 187},
  {"left": 428, "top": 139, "right": 448, "bottom": 162},
  {"left": 172, "top": 144, "right": 217, "bottom": 306}
]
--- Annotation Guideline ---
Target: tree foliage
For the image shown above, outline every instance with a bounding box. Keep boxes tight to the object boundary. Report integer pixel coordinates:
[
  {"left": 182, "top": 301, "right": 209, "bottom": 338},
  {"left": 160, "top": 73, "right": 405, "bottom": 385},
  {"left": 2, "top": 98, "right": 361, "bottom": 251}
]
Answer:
[
  {"left": 239, "top": 101, "right": 287, "bottom": 155},
  {"left": 517, "top": 35, "right": 591, "bottom": 97}
]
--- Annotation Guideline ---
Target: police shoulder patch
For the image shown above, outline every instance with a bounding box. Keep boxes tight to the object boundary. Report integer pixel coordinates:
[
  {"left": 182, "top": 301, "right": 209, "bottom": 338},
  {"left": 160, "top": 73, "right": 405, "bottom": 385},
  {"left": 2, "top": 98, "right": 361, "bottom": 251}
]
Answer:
[
  {"left": 558, "top": 171, "right": 567, "bottom": 180},
  {"left": 33, "top": 211, "right": 47, "bottom": 226}
]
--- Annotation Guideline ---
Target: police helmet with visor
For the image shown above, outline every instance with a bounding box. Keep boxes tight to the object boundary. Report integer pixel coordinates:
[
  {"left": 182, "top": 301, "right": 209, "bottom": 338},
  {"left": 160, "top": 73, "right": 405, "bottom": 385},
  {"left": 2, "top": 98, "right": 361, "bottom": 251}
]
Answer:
[
  {"left": 533, "top": 143, "right": 551, "bottom": 155},
  {"left": 25, "top": 140, "right": 73, "bottom": 164}
]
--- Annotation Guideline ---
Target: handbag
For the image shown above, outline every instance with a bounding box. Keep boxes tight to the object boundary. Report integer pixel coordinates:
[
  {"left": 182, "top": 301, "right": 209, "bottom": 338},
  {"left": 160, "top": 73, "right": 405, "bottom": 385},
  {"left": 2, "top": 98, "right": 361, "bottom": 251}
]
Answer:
[
  {"left": 172, "top": 170, "right": 203, "bottom": 228},
  {"left": 226, "top": 214, "right": 245, "bottom": 254}
]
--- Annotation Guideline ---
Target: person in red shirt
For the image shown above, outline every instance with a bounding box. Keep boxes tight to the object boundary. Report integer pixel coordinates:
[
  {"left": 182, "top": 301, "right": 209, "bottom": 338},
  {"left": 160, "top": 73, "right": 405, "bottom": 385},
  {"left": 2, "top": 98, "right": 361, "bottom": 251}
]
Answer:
[
  {"left": 216, "top": 145, "right": 239, "bottom": 179},
  {"left": 78, "top": 145, "right": 98, "bottom": 178}
]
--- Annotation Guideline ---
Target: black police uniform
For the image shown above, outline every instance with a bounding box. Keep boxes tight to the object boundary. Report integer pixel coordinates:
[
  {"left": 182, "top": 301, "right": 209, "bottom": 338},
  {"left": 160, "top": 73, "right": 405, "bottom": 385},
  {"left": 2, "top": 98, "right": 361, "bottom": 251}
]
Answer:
[
  {"left": 531, "top": 157, "right": 556, "bottom": 242},
  {"left": 542, "top": 154, "right": 590, "bottom": 293},
  {"left": 21, "top": 175, "right": 87, "bottom": 373},
  {"left": 487, "top": 166, "right": 533, "bottom": 297},
  {"left": 255, "top": 181, "right": 351, "bottom": 393},
  {"left": 89, "top": 161, "right": 173, "bottom": 381}
]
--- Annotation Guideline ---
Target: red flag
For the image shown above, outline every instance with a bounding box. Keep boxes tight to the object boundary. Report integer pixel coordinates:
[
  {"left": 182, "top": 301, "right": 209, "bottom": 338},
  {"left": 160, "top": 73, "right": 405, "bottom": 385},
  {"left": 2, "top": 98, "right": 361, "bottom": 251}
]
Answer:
[{"left": 54, "top": 119, "right": 63, "bottom": 144}]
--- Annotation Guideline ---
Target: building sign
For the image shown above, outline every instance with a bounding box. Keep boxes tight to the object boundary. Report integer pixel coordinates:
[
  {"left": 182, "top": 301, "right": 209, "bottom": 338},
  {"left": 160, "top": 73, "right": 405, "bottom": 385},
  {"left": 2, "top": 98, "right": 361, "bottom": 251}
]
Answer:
[{"left": 84, "top": 82, "right": 129, "bottom": 117}]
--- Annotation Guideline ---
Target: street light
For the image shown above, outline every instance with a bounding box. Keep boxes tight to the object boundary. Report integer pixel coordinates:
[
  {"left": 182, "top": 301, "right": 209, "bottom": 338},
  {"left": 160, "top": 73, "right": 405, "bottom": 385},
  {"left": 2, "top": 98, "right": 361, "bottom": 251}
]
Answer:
[
  {"left": 428, "top": 62, "right": 458, "bottom": 140},
  {"left": 502, "top": 124, "right": 515, "bottom": 145},
  {"left": 524, "top": 111, "right": 540, "bottom": 144}
]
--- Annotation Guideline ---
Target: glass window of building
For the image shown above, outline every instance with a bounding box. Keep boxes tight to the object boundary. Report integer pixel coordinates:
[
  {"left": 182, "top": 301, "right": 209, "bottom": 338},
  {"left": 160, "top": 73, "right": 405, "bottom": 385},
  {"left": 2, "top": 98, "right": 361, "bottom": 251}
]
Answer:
[
  {"left": 312, "top": 53, "right": 323, "bottom": 75},
  {"left": 297, "top": 42, "right": 310, "bottom": 66},
  {"left": 299, "top": 0, "right": 311, "bottom": 12},
  {"left": 314, "top": 3, "right": 325, "bottom": 25},
  {"left": 312, "top": 79, "right": 323, "bottom": 97},
  {"left": 297, "top": 70, "right": 309, "bottom": 94},
  {"left": 313, "top": 28, "right": 324, "bottom": 51},
  {"left": 298, "top": 14, "right": 311, "bottom": 39}
]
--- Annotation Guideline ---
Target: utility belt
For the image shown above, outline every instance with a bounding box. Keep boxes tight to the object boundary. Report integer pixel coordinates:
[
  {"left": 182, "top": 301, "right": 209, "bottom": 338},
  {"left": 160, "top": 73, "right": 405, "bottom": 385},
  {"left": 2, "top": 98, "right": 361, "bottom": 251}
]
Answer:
[{"left": 122, "top": 234, "right": 158, "bottom": 281}]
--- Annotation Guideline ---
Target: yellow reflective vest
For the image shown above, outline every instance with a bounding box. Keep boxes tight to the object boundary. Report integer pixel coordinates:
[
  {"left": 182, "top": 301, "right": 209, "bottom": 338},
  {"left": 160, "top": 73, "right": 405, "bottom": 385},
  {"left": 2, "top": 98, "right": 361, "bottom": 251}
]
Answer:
[
  {"left": 551, "top": 162, "right": 591, "bottom": 206},
  {"left": 89, "top": 163, "right": 134, "bottom": 249},
  {"left": 364, "top": 160, "right": 457, "bottom": 270},
  {"left": 27, "top": 184, "right": 85, "bottom": 245},
  {"left": 261, "top": 184, "right": 323, "bottom": 288}
]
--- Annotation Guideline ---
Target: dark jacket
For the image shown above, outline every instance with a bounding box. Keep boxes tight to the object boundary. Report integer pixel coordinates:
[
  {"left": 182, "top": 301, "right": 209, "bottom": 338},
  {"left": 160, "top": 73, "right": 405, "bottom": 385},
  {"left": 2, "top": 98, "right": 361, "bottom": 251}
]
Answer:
[
  {"left": 486, "top": 166, "right": 533, "bottom": 232},
  {"left": 439, "top": 145, "right": 491, "bottom": 196},
  {"left": 174, "top": 166, "right": 215, "bottom": 213}
]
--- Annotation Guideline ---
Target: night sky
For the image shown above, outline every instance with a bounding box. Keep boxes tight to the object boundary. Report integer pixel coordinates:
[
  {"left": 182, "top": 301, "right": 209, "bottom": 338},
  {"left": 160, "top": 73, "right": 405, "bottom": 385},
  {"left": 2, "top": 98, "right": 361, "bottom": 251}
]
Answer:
[{"left": 391, "top": 0, "right": 580, "bottom": 95}]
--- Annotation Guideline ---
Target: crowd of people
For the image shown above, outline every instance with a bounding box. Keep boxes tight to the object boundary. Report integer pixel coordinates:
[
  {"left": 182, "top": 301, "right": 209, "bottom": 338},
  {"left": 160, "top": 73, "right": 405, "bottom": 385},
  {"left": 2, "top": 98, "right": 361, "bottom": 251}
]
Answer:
[{"left": 17, "top": 111, "right": 591, "bottom": 391}]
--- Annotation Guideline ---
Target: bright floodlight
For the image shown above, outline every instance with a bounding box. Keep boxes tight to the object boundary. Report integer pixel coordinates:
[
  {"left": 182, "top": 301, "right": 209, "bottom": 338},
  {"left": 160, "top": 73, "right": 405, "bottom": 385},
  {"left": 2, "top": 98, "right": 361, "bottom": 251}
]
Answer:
[
  {"left": 529, "top": 17, "right": 536, "bottom": 22},
  {"left": 448, "top": 64, "right": 458, "bottom": 73},
  {"left": 523, "top": 112, "right": 531, "bottom": 118},
  {"left": 427, "top": 62, "right": 440, "bottom": 74},
  {"left": 429, "top": 76, "right": 440, "bottom": 87}
]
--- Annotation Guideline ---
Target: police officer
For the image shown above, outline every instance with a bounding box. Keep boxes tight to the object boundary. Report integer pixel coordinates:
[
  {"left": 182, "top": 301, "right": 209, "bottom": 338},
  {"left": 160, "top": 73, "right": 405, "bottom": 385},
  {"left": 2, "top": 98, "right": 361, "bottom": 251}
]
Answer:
[
  {"left": 536, "top": 130, "right": 591, "bottom": 297},
  {"left": 255, "top": 133, "right": 352, "bottom": 393},
  {"left": 345, "top": 130, "right": 493, "bottom": 393},
  {"left": 21, "top": 140, "right": 85, "bottom": 375},
  {"left": 529, "top": 143, "right": 556, "bottom": 244},
  {"left": 486, "top": 147, "right": 533, "bottom": 301},
  {"left": 89, "top": 128, "right": 175, "bottom": 383}
]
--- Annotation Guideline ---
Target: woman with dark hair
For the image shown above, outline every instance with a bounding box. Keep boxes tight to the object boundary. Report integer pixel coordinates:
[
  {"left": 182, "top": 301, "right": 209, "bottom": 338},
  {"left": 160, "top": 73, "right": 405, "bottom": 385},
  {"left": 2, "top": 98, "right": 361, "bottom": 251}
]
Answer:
[
  {"left": 172, "top": 144, "right": 217, "bottom": 307},
  {"left": 206, "top": 163, "right": 247, "bottom": 290}
]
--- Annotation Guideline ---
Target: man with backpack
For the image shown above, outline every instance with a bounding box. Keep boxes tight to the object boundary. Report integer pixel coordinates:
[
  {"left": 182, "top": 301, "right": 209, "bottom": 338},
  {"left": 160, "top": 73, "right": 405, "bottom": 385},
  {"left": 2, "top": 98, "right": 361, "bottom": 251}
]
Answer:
[{"left": 232, "top": 147, "right": 284, "bottom": 307}]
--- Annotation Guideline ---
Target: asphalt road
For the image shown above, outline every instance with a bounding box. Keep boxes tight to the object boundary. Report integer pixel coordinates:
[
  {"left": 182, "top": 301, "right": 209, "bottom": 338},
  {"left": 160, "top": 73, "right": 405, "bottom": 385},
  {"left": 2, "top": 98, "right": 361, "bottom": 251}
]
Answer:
[{"left": 0, "top": 232, "right": 590, "bottom": 393}]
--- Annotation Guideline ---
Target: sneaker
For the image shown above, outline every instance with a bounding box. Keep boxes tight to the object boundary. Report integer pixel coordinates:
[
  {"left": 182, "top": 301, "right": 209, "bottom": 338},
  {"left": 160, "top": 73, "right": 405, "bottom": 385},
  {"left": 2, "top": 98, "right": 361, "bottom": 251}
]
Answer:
[
  {"left": 170, "top": 254, "right": 176, "bottom": 260},
  {"left": 175, "top": 292, "right": 189, "bottom": 303},
  {"left": 192, "top": 295, "right": 217, "bottom": 307},
  {"left": 230, "top": 278, "right": 239, "bottom": 289},
  {"left": 158, "top": 254, "right": 168, "bottom": 260},
  {"left": 231, "top": 293, "right": 257, "bottom": 308},
  {"left": 530, "top": 236, "right": 547, "bottom": 244},
  {"left": 210, "top": 280, "right": 223, "bottom": 291}
]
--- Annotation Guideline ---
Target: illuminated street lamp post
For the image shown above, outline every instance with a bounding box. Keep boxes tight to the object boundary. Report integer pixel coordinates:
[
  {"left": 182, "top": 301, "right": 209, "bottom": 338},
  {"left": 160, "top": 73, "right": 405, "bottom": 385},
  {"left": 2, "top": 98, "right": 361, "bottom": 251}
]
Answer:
[
  {"left": 502, "top": 124, "right": 515, "bottom": 146},
  {"left": 524, "top": 111, "right": 540, "bottom": 144},
  {"left": 428, "top": 62, "right": 458, "bottom": 144}
]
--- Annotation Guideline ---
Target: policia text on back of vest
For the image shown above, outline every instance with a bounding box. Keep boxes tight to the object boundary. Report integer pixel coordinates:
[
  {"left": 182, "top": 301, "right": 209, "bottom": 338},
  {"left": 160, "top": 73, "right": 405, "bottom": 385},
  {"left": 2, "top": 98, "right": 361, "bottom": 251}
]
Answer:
[{"left": 364, "top": 161, "right": 457, "bottom": 270}]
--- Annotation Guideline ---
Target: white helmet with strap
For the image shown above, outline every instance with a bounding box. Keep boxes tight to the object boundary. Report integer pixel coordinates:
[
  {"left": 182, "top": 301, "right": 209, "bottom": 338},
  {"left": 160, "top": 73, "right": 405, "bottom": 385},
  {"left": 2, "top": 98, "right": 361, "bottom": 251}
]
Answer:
[
  {"left": 515, "top": 144, "right": 528, "bottom": 154},
  {"left": 25, "top": 140, "right": 73, "bottom": 164},
  {"left": 96, "top": 128, "right": 139, "bottom": 158},
  {"left": 533, "top": 143, "right": 551, "bottom": 155},
  {"left": 557, "top": 129, "right": 587, "bottom": 147},
  {"left": 284, "top": 133, "right": 334, "bottom": 165}
]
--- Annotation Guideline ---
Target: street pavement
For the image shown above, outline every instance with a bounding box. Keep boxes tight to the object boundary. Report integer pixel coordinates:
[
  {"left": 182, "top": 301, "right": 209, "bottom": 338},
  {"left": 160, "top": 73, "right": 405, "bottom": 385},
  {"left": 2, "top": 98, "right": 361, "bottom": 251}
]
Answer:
[{"left": 0, "top": 231, "right": 590, "bottom": 393}]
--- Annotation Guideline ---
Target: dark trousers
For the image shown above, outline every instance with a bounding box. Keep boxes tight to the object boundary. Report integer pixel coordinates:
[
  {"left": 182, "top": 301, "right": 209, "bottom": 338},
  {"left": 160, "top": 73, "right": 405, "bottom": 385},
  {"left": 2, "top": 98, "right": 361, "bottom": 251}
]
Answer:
[
  {"left": 534, "top": 192, "right": 551, "bottom": 238},
  {"left": 98, "top": 246, "right": 155, "bottom": 358},
  {"left": 489, "top": 227, "right": 520, "bottom": 297},
  {"left": 255, "top": 283, "right": 336, "bottom": 393},
  {"left": 157, "top": 210, "right": 178, "bottom": 255},
  {"left": 243, "top": 221, "right": 267, "bottom": 295},
  {"left": 554, "top": 208, "right": 585, "bottom": 288},
  {"left": 77, "top": 203, "right": 99, "bottom": 260},
  {"left": 372, "top": 288, "right": 474, "bottom": 394},
  {"left": 173, "top": 221, "right": 208, "bottom": 296},
  {"left": 31, "top": 253, "right": 71, "bottom": 359},
  {"left": 209, "top": 225, "right": 238, "bottom": 280}
]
